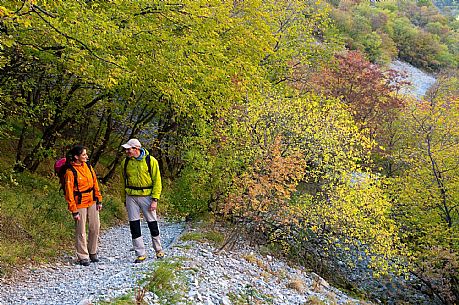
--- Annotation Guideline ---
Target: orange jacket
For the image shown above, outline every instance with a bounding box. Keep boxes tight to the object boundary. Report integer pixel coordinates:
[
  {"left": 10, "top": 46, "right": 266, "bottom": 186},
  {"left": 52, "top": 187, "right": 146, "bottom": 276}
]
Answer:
[{"left": 64, "top": 162, "right": 102, "bottom": 213}]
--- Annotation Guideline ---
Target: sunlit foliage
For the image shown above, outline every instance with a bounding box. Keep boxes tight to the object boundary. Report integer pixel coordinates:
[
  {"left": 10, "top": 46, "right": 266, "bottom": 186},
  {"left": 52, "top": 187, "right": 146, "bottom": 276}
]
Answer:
[{"left": 389, "top": 75, "right": 459, "bottom": 302}]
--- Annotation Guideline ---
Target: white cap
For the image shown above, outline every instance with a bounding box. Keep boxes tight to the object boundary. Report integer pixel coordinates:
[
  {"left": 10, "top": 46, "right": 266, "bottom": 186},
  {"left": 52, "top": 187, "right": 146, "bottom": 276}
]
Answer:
[{"left": 121, "top": 138, "right": 142, "bottom": 149}]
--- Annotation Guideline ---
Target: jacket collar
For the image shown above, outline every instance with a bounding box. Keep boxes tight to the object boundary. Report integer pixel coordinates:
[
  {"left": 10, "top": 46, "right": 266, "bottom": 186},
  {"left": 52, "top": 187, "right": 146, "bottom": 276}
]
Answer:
[{"left": 135, "top": 148, "right": 146, "bottom": 161}]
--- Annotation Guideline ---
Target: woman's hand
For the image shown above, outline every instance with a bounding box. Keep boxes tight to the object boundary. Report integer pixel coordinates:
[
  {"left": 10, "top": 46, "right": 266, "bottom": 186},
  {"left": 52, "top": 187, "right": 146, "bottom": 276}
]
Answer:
[{"left": 73, "top": 212, "right": 80, "bottom": 221}]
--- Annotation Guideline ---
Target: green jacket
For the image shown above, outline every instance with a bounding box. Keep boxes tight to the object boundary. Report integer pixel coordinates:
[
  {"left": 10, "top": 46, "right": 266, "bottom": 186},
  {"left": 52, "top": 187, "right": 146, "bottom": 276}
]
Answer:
[{"left": 121, "top": 149, "right": 162, "bottom": 200}]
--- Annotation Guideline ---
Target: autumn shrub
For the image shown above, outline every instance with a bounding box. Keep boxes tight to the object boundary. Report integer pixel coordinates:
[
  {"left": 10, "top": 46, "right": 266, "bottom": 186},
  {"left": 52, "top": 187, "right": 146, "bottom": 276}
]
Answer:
[
  {"left": 206, "top": 92, "right": 406, "bottom": 284},
  {"left": 305, "top": 50, "right": 407, "bottom": 133},
  {"left": 294, "top": 176, "right": 404, "bottom": 273},
  {"left": 222, "top": 136, "right": 306, "bottom": 234},
  {"left": 303, "top": 50, "right": 409, "bottom": 175}
]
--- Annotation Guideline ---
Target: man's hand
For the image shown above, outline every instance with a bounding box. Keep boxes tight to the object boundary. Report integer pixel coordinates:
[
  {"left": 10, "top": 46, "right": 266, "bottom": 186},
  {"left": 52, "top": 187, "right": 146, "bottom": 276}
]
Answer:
[{"left": 149, "top": 198, "right": 158, "bottom": 211}]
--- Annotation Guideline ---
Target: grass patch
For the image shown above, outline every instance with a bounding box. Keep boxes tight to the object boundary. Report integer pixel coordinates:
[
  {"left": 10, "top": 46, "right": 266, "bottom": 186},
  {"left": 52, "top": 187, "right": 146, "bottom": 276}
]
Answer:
[
  {"left": 243, "top": 253, "right": 268, "bottom": 270},
  {"left": 174, "top": 243, "right": 193, "bottom": 250},
  {"left": 137, "top": 259, "right": 186, "bottom": 305},
  {"left": 101, "top": 259, "right": 188, "bottom": 305},
  {"left": 180, "top": 230, "right": 224, "bottom": 246},
  {"left": 203, "top": 230, "right": 225, "bottom": 244}
]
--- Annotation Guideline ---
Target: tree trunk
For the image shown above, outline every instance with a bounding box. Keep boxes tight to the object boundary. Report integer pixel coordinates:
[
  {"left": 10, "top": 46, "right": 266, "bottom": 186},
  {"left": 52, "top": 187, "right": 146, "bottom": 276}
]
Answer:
[
  {"left": 91, "top": 110, "right": 113, "bottom": 167},
  {"left": 15, "top": 124, "right": 27, "bottom": 163}
]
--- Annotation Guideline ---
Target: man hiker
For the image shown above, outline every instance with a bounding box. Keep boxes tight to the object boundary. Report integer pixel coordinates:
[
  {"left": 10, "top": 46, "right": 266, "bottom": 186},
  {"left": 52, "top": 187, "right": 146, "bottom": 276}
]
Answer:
[{"left": 121, "top": 138, "right": 165, "bottom": 263}]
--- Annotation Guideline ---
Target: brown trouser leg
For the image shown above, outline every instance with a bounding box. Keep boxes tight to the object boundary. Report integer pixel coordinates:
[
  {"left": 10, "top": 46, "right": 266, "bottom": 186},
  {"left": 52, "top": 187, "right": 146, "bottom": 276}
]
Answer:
[{"left": 75, "top": 203, "right": 100, "bottom": 261}]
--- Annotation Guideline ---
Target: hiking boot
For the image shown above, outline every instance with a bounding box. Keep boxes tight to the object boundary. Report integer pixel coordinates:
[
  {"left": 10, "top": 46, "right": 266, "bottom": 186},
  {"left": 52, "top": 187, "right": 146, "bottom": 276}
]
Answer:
[
  {"left": 79, "top": 259, "right": 90, "bottom": 266},
  {"left": 89, "top": 254, "right": 99, "bottom": 263},
  {"left": 156, "top": 250, "right": 165, "bottom": 259},
  {"left": 134, "top": 255, "right": 146, "bottom": 263}
]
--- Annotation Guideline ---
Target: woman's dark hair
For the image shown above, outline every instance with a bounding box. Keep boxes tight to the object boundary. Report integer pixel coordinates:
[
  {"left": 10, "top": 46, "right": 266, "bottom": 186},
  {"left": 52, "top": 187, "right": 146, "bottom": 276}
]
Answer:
[{"left": 66, "top": 145, "right": 87, "bottom": 164}]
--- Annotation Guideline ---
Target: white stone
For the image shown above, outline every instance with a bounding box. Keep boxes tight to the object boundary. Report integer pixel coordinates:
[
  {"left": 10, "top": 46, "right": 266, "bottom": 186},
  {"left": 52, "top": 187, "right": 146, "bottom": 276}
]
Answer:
[{"left": 77, "top": 299, "right": 92, "bottom": 305}]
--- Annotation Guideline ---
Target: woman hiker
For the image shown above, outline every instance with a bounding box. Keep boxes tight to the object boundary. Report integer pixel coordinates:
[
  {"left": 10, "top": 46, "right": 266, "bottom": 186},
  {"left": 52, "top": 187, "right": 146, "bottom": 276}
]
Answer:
[{"left": 63, "top": 145, "right": 103, "bottom": 266}]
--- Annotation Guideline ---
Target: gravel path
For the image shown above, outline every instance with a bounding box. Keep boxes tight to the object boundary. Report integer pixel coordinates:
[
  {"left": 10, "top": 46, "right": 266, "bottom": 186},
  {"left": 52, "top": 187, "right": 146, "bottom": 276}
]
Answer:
[
  {"left": 0, "top": 220, "right": 185, "bottom": 305},
  {"left": 0, "top": 221, "right": 364, "bottom": 305}
]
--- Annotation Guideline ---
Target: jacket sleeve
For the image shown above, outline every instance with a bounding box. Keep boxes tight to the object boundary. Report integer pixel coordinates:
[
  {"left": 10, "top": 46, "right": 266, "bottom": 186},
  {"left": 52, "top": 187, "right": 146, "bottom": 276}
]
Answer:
[
  {"left": 150, "top": 157, "right": 162, "bottom": 199},
  {"left": 91, "top": 166, "right": 103, "bottom": 203},
  {"left": 64, "top": 170, "right": 77, "bottom": 213},
  {"left": 120, "top": 158, "right": 126, "bottom": 201}
]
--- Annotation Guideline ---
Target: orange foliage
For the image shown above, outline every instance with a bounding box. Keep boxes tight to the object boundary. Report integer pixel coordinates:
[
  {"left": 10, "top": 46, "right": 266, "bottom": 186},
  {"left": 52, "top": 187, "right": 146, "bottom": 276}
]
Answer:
[
  {"left": 303, "top": 50, "right": 408, "bottom": 136},
  {"left": 223, "top": 136, "right": 306, "bottom": 229}
]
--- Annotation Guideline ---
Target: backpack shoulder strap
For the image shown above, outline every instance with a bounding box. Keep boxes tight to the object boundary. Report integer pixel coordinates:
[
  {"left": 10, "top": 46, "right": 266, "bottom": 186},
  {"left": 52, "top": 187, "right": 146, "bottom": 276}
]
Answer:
[
  {"left": 123, "top": 157, "right": 130, "bottom": 186},
  {"left": 146, "top": 154, "right": 152, "bottom": 178},
  {"left": 68, "top": 164, "right": 79, "bottom": 192}
]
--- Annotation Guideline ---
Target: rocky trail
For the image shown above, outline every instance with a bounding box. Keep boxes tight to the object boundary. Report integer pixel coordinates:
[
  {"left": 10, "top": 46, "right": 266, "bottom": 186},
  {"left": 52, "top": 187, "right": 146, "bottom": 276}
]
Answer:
[{"left": 0, "top": 220, "right": 365, "bottom": 305}]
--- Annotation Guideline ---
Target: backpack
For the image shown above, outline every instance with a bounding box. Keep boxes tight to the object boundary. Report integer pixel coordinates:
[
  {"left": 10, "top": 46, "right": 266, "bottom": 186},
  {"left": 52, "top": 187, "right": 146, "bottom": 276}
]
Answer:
[
  {"left": 54, "top": 157, "right": 68, "bottom": 192},
  {"left": 54, "top": 157, "right": 96, "bottom": 205},
  {"left": 123, "top": 154, "right": 153, "bottom": 190}
]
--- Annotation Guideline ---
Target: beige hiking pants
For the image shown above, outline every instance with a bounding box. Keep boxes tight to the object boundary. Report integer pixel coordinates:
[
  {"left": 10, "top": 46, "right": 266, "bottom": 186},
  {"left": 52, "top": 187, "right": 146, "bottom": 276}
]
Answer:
[{"left": 75, "top": 203, "right": 100, "bottom": 261}]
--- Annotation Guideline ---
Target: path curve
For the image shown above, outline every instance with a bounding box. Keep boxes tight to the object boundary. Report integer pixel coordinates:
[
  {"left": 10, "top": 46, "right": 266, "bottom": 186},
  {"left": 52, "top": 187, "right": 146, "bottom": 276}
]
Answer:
[{"left": 0, "top": 221, "right": 185, "bottom": 305}]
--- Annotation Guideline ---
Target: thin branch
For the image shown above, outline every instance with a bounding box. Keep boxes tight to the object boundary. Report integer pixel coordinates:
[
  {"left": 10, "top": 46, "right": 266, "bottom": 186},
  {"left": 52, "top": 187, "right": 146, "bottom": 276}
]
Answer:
[
  {"left": 31, "top": 5, "right": 126, "bottom": 70},
  {"left": 14, "top": 0, "right": 28, "bottom": 14},
  {"left": 134, "top": 4, "right": 185, "bottom": 16},
  {"left": 15, "top": 40, "right": 65, "bottom": 52},
  {"left": 31, "top": 4, "right": 57, "bottom": 18},
  {"left": 408, "top": 270, "right": 447, "bottom": 305}
]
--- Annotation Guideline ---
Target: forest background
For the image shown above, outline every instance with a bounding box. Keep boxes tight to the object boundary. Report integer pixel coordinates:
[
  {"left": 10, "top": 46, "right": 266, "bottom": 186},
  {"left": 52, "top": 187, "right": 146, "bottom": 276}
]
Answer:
[{"left": 1, "top": 0, "right": 459, "bottom": 304}]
